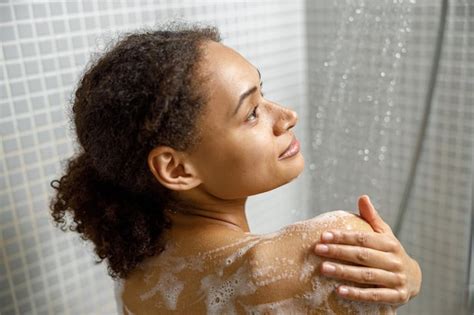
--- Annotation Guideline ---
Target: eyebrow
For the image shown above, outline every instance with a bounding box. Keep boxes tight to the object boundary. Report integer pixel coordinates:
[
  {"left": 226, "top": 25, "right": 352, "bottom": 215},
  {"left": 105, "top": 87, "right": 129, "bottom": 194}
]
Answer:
[{"left": 232, "top": 68, "right": 262, "bottom": 117}]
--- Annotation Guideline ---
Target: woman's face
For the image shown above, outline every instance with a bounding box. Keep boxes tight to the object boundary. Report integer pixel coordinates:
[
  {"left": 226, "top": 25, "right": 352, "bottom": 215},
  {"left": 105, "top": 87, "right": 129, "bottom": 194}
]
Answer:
[{"left": 185, "top": 41, "right": 304, "bottom": 199}]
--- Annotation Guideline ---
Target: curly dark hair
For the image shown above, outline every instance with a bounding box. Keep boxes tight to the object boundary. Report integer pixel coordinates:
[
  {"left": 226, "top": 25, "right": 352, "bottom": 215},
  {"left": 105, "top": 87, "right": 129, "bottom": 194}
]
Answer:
[{"left": 49, "top": 22, "right": 221, "bottom": 279}]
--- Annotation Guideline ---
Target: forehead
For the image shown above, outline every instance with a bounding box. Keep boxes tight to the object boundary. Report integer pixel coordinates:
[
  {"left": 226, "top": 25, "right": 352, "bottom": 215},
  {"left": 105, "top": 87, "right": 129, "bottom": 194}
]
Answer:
[
  {"left": 197, "top": 41, "right": 259, "bottom": 125},
  {"left": 200, "top": 41, "right": 257, "bottom": 90},
  {"left": 192, "top": 42, "right": 258, "bottom": 140}
]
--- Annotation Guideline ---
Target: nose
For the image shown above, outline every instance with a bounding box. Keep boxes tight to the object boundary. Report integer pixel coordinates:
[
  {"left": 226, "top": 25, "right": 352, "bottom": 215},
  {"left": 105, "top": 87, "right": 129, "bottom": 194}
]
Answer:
[{"left": 273, "top": 104, "right": 298, "bottom": 136}]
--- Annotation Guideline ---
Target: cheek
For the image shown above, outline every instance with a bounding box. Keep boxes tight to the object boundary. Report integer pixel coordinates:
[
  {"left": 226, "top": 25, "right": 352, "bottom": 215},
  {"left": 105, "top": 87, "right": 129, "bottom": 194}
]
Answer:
[
  {"left": 228, "top": 134, "right": 281, "bottom": 186},
  {"left": 233, "top": 131, "right": 277, "bottom": 168},
  {"left": 200, "top": 135, "right": 279, "bottom": 197}
]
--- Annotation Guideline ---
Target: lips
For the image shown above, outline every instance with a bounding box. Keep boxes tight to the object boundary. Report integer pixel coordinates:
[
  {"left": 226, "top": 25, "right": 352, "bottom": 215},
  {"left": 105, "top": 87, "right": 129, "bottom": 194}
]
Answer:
[{"left": 278, "top": 135, "right": 296, "bottom": 158}]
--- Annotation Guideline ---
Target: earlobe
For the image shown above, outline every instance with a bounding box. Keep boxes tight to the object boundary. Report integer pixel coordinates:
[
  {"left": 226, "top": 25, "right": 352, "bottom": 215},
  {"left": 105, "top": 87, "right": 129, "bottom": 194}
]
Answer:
[{"left": 147, "top": 147, "right": 202, "bottom": 191}]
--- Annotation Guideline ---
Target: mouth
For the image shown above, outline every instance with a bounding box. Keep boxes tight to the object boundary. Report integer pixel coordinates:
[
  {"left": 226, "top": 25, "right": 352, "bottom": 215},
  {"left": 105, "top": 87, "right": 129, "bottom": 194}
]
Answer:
[{"left": 278, "top": 135, "right": 300, "bottom": 160}]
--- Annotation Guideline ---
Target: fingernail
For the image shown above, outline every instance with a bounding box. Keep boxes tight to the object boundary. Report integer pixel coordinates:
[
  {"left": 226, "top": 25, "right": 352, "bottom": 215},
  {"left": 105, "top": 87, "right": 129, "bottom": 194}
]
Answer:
[
  {"left": 339, "top": 286, "right": 349, "bottom": 295},
  {"left": 322, "top": 232, "right": 334, "bottom": 241},
  {"left": 323, "top": 263, "right": 336, "bottom": 273},
  {"left": 315, "top": 244, "right": 329, "bottom": 253}
]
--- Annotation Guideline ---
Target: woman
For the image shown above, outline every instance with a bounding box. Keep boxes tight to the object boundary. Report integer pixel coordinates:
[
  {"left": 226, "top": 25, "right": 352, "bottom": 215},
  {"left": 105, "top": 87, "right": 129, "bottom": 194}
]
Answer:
[{"left": 50, "top": 23, "right": 421, "bottom": 314}]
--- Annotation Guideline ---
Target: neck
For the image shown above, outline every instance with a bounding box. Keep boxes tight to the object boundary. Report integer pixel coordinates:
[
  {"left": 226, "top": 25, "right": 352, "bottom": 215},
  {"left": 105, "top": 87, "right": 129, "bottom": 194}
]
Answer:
[{"left": 167, "top": 193, "right": 250, "bottom": 233}]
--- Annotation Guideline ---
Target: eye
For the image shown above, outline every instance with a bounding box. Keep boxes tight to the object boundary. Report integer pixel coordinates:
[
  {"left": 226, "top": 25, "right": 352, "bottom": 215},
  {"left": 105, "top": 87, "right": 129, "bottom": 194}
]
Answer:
[
  {"left": 246, "top": 105, "right": 259, "bottom": 122},
  {"left": 246, "top": 89, "right": 264, "bottom": 122}
]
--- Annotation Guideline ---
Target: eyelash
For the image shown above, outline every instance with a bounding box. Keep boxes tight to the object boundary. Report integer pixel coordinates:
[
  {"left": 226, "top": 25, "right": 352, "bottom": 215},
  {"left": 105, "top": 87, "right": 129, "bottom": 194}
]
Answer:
[{"left": 246, "top": 91, "right": 265, "bottom": 122}]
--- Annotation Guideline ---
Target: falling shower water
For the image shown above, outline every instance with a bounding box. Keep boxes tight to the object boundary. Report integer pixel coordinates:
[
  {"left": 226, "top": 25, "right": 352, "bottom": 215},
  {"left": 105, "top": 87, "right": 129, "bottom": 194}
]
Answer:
[
  {"left": 308, "top": 0, "right": 415, "bottom": 224},
  {"left": 307, "top": 1, "right": 473, "bottom": 313}
]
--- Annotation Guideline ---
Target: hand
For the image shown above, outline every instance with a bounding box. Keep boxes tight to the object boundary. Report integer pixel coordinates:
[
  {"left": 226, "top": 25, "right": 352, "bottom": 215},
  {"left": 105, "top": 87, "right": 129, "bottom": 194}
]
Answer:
[{"left": 314, "top": 195, "right": 422, "bottom": 306}]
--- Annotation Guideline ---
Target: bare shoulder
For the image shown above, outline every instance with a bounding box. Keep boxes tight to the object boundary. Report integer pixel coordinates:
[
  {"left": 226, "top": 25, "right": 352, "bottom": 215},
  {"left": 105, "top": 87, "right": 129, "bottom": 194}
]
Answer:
[
  {"left": 119, "top": 212, "right": 394, "bottom": 314},
  {"left": 237, "top": 210, "right": 394, "bottom": 314},
  {"left": 295, "top": 210, "right": 374, "bottom": 233},
  {"left": 248, "top": 210, "right": 374, "bottom": 270}
]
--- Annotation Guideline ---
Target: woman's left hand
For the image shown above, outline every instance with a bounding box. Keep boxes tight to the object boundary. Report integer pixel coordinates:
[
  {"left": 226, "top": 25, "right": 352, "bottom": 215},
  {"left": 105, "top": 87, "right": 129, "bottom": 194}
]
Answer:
[{"left": 314, "top": 195, "right": 422, "bottom": 305}]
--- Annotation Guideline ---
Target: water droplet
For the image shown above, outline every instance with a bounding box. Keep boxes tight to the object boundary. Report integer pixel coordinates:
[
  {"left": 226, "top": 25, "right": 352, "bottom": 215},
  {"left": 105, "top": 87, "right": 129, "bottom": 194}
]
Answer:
[
  {"left": 324, "top": 61, "right": 329, "bottom": 67},
  {"left": 395, "top": 53, "right": 401, "bottom": 59},
  {"left": 355, "top": 8, "right": 362, "bottom": 14},
  {"left": 342, "top": 74, "right": 348, "bottom": 80},
  {"left": 398, "top": 42, "right": 403, "bottom": 47},
  {"left": 380, "top": 72, "right": 386, "bottom": 77},
  {"left": 363, "top": 156, "right": 369, "bottom": 161},
  {"left": 381, "top": 146, "right": 387, "bottom": 152},
  {"left": 348, "top": 16, "right": 354, "bottom": 22},
  {"left": 375, "top": 16, "right": 381, "bottom": 22},
  {"left": 364, "top": 149, "right": 369, "bottom": 154}
]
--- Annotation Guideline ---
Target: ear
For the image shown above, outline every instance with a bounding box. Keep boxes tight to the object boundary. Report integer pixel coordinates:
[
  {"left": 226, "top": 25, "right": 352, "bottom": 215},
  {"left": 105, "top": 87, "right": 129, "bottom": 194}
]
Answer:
[{"left": 147, "top": 146, "right": 202, "bottom": 191}]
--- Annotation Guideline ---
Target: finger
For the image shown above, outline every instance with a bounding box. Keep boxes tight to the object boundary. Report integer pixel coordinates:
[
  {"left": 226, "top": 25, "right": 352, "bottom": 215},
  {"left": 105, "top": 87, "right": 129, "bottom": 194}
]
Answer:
[
  {"left": 319, "top": 230, "right": 399, "bottom": 253},
  {"left": 335, "top": 285, "right": 409, "bottom": 305},
  {"left": 319, "top": 262, "right": 402, "bottom": 287},
  {"left": 315, "top": 243, "right": 401, "bottom": 271},
  {"left": 358, "top": 195, "right": 394, "bottom": 235}
]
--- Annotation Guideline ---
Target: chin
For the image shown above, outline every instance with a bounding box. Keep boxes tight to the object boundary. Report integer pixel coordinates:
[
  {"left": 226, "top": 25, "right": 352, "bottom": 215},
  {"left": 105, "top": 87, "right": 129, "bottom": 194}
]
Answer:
[
  {"left": 248, "top": 154, "right": 305, "bottom": 196},
  {"left": 287, "top": 152, "right": 305, "bottom": 176},
  {"left": 277, "top": 153, "right": 305, "bottom": 185}
]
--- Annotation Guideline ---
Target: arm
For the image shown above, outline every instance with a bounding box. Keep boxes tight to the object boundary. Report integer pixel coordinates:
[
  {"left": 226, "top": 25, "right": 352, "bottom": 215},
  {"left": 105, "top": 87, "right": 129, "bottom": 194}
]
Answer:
[{"left": 235, "top": 210, "right": 396, "bottom": 314}]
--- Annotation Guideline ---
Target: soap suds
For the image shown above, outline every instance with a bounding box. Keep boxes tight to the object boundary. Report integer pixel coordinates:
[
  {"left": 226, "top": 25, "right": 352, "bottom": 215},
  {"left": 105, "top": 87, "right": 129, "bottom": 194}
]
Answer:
[
  {"left": 201, "top": 264, "right": 257, "bottom": 314},
  {"left": 140, "top": 272, "right": 184, "bottom": 310},
  {"left": 122, "top": 210, "right": 394, "bottom": 314}
]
